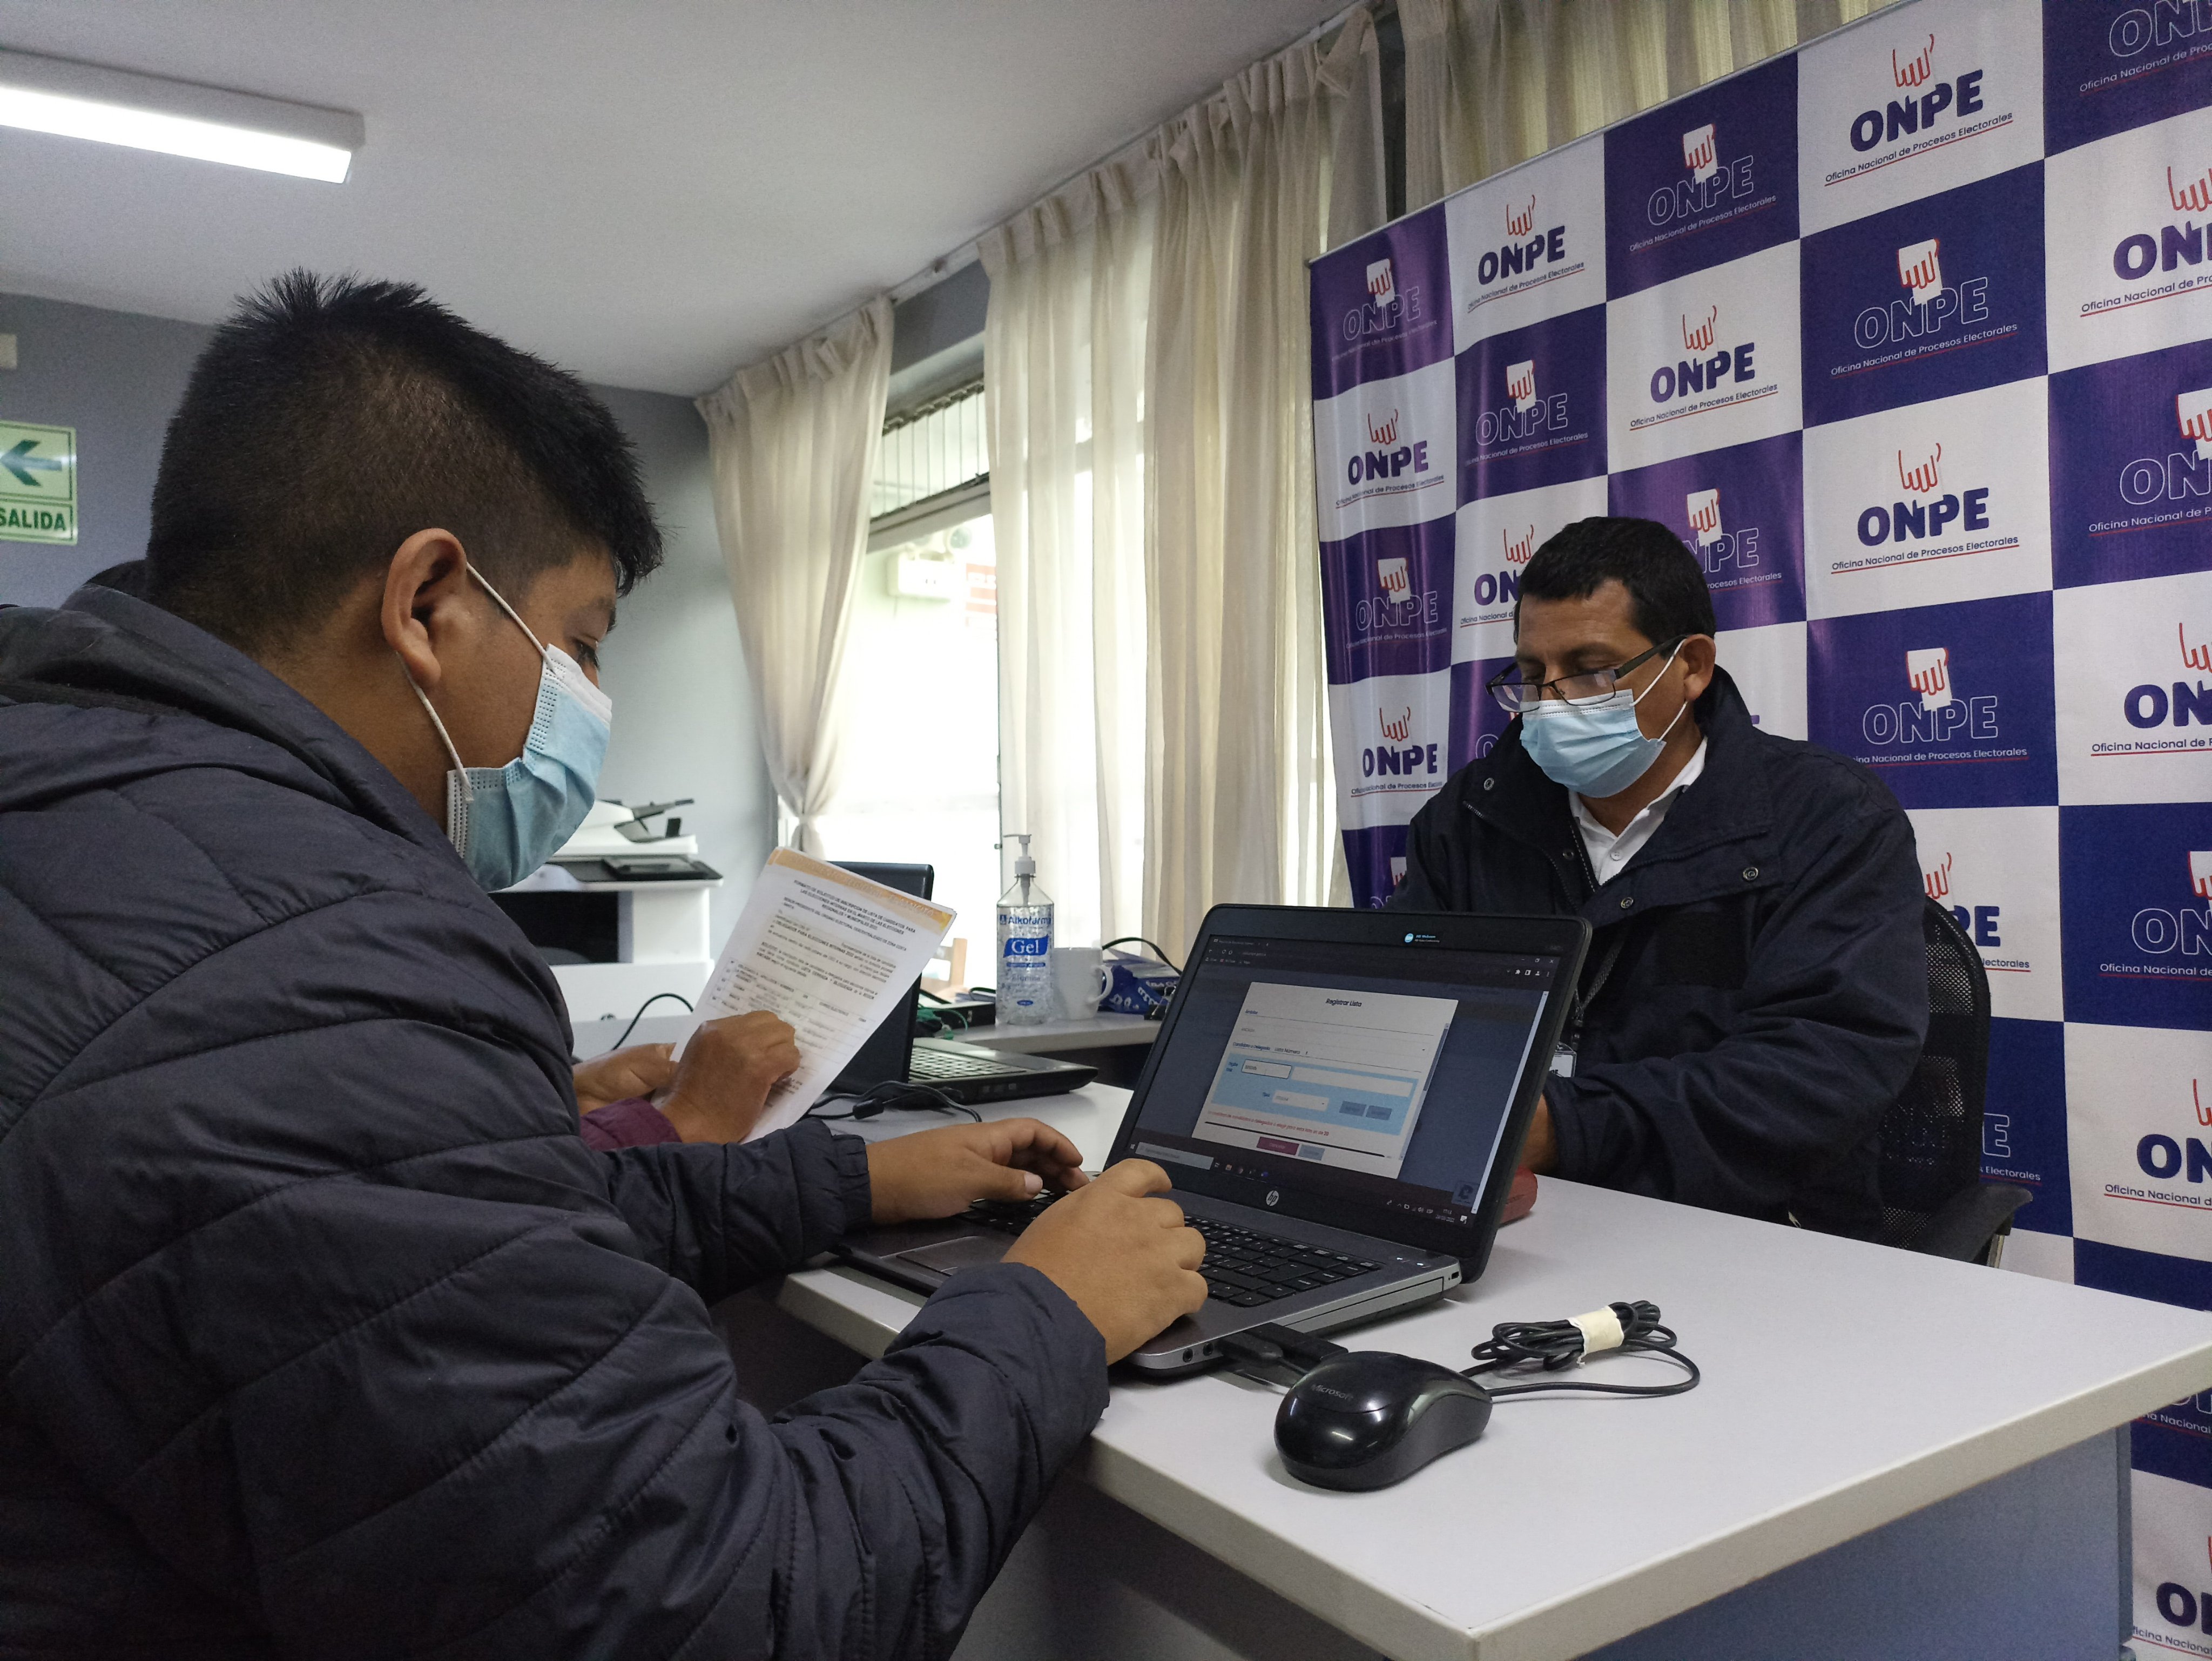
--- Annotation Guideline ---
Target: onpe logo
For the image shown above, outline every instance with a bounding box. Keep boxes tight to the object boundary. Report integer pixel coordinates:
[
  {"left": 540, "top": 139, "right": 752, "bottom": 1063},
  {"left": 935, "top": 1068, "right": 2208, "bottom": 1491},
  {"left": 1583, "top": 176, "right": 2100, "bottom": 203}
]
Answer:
[
  {"left": 1648, "top": 304, "right": 1756, "bottom": 404},
  {"left": 1389, "top": 854, "right": 1408, "bottom": 888},
  {"left": 1892, "top": 33, "right": 1936, "bottom": 89},
  {"left": 1907, "top": 646, "right": 1953, "bottom": 711},
  {"left": 1686, "top": 488, "right": 1723, "bottom": 546},
  {"left": 1343, "top": 406, "right": 1432, "bottom": 487},
  {"left": 1864, "top": 646, "right": 1995, "bottom": 748},
  {"left": 1857, "top": 438, "right": 1988, "bottom": 547},
  {"left": 1367, "top": 259, "right": 1395, "bottom": 305},
  {"left": 2112, "top": 161, "right": 2212, "bottom": 283},
  {"left": 1924, "top": 849, "right": 1953, "bottom": 901},
  {"left": 1849, "top": 39, "right": 1982, "bottom": 153},
  {"left": 1363, "top": 704, "right": 1440, "bottom": 781},
  {"left": 1855, "top": 232, "right": 1987, "bottom": 350},
  {"left": 2120, "top": 621, "right": 2212, "bottom": 728},
  {"left": 1682, "top": 123, "right": 1717, "bottom": 184},
  {"left": 1506, "top": 360, "right": 1537, "bottom": 411},
  {"left": 1502, "top": 525, "right": 1536, "bottom": 564},
  {"left": 1342, "top": 255, "right": 1426, "bottom": 342},
  {"left": 2126, "top": 851, "right": 2212, "bottom": 962},
  {"left": 1898, "top": 443, "right": 1943, "bottom": 495},
  {"left": 2135, "top": 1068, "right": 2212, "bottom": 1191},
  {"left": 1897, "top": 238, "right": 1943, "bottom": 306},
  {"left": 1650, "top": 121, "right": 1752, "bottom": 225},
  {"left": 1505, "top": 195, "right": 1535, "bottom": 238},
  {"left": 1376, "top": 556, "right": 1411, "bottom": 599}
]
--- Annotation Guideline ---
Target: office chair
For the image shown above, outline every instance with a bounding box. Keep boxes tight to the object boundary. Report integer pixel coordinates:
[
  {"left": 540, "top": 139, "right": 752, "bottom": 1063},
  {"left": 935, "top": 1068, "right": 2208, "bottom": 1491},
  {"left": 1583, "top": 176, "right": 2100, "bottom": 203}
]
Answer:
[{"left": 1872, "top": 897, "right": 2032, "bottom": 1265}]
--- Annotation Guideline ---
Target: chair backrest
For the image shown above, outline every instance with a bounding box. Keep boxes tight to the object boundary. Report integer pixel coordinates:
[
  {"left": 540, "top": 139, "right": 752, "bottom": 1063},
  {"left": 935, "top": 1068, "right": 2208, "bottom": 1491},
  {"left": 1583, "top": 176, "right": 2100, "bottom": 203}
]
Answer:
[{"left": 1873, "top": 897, "right": 1993, "bottom": 1251}]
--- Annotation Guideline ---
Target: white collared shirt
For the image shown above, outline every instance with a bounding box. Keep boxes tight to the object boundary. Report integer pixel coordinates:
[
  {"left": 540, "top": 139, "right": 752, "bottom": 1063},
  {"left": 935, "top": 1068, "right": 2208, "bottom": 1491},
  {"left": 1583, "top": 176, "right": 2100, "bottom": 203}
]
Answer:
[{"left": 1572, "top": 740, "right": 1708, "bottom": 887}]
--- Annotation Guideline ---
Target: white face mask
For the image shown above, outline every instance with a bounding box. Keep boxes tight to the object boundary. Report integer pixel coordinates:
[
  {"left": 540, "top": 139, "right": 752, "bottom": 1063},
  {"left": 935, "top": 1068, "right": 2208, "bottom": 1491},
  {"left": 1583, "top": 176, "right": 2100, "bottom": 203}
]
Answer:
[{"left": 398, "top": 568, "right": 612, "bottom": 889}]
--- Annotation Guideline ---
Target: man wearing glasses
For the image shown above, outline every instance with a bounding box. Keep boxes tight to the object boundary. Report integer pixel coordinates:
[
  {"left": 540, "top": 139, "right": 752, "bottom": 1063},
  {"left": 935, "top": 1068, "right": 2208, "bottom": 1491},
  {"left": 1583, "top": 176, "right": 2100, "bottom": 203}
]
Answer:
[{"left": 1387, "top": 516, "right": 1925, "bottom": 1238}]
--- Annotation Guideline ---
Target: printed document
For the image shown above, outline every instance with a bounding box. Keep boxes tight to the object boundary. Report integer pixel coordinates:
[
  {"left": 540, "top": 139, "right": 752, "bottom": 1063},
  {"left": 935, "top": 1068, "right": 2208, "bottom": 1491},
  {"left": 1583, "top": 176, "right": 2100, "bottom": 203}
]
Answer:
[
  {"left": 1193, "top": 982, "right": 1456, "bottom": 1178},
  {"left": 672, "top": 849, "right": 954, "bottom": 1139}
]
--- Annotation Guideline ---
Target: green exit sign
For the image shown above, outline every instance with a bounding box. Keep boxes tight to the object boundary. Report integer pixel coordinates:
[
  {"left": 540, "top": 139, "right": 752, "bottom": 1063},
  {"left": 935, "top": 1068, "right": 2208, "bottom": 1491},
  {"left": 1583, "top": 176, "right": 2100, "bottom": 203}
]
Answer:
[{"left": 0, "top": 421, "right": 77, "bottom": 544}]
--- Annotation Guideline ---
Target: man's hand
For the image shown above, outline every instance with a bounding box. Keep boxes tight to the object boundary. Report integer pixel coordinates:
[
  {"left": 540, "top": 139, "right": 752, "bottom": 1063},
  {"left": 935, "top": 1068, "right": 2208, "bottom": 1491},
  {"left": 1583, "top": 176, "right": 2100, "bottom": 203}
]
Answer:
[
  {"left": 1004, "top": 1160, "right": 1208, "bottom": 1363},
  {"left": 658, "top": 1012, "right": 801, "bottom": 1144},
  {"left": 1519, "top": 1095, "right": 1559, "bottom": 1174},
  {"left": 572, "top": 1043, "right": 676, "bottom": 1114},
  {"left": 864, "top": 1119, "right": 1090, "bottom": 1225}
]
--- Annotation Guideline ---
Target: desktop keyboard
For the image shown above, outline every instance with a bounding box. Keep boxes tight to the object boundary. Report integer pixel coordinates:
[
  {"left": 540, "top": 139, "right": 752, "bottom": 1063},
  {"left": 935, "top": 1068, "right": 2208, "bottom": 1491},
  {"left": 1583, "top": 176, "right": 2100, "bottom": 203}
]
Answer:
[{"left": 964, "top": 1197, "right": 1380, "bottom": 1308}]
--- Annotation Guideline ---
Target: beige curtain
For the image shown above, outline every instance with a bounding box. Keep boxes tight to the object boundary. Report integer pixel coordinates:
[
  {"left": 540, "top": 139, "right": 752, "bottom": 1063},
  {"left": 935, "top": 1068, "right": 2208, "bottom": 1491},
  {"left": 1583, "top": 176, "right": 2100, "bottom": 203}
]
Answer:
[
  {"left": 1144, "top": 9, "right": 1384, "bottom": 953},
  {"left": 695, "top": 298, "right": 892, "bottom": 853},
  {"left": 981, "top": 163, "right": 1157, "bottom": 951},
  {"left": 1401, "top": 0, "right": 1900, "bottom": 208}
]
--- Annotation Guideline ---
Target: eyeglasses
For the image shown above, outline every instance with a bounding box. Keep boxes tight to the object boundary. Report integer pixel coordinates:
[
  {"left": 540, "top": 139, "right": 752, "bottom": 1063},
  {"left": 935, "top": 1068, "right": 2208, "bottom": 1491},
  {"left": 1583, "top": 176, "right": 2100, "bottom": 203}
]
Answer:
[{"left": 1486, "top": 636, "right": 1687, "bottom": 715}]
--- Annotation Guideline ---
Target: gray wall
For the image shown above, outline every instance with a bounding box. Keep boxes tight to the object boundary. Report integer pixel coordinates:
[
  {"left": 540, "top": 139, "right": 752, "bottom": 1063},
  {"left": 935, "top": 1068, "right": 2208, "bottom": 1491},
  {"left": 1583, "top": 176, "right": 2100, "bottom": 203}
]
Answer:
[
  {"left": 0, "top": 293, "right": 210, "bottom": 604},
  {"left": 0, "top": 292, "right": 774, "bottom": 949}
]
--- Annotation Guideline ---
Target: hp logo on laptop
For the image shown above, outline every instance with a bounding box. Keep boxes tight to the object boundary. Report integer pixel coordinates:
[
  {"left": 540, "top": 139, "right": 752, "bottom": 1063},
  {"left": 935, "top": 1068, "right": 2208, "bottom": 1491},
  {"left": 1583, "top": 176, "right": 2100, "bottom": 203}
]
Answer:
[{"left": 1266, "top": 1190, "right": 1280, "bottom": 1207}]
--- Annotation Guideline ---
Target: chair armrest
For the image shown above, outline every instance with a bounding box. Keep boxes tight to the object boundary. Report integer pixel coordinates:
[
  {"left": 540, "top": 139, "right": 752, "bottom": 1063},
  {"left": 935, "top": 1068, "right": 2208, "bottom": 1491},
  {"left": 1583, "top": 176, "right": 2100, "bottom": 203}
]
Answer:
[{"left": 1915, "top": 1183, "right": 2034, "bottom": 1261}]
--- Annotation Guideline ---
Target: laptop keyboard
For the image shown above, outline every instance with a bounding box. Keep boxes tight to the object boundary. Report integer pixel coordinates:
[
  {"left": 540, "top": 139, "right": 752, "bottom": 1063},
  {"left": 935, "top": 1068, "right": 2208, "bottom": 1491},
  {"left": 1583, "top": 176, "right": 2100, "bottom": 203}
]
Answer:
[
  {"left": 909, "top": 1046, "right": 1013, "bottom": 1081},
  {"left": 964, "top": 1197, "right": 1381, "bottom": 1308}
]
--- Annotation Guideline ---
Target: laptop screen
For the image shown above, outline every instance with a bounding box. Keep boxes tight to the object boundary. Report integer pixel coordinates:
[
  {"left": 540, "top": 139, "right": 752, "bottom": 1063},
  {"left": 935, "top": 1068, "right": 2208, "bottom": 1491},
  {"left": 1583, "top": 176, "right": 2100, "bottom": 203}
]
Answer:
[{"left": 1122, "top": 931, "right": 1564, "bottom": 1239}]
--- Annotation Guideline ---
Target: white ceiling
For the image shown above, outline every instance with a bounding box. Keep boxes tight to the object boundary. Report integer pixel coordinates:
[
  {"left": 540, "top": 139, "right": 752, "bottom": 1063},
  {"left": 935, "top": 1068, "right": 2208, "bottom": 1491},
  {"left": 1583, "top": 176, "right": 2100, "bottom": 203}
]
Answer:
[{"left": 0, "top": 0, "right": 1349, "bottom": 395}]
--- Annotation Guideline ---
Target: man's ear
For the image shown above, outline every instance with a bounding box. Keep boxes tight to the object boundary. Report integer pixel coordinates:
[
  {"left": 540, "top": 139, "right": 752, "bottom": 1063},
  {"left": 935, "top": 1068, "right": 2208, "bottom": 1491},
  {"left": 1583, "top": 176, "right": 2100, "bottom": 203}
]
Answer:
[
  {"left": 382, "top": 530, "right": 471, "bottom": 692},
  {"left": 1681, "top": 633, "right": 1718, "bottom": 703}
]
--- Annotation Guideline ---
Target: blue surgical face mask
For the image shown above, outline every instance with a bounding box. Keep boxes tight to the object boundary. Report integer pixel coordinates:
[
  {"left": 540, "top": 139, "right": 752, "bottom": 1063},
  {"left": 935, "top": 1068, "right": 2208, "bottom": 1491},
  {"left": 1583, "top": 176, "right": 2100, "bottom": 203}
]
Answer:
[
  {"left": 1519, "top": 643, "right": 1689, "bottom": 800},
  {"left": 400, "top": 569, "right": 612, "bottom": 890}
]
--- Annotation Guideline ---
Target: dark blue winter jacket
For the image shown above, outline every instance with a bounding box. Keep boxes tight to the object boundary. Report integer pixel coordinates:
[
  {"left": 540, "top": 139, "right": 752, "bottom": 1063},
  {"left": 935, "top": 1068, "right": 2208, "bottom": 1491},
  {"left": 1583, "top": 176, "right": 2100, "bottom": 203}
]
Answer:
[
  {"left": 1388, "top": 670, "right": 1927, "bottom": 1238},
  {"left": 0, "top": 584, "right": 1107, "bottom": 1659}
]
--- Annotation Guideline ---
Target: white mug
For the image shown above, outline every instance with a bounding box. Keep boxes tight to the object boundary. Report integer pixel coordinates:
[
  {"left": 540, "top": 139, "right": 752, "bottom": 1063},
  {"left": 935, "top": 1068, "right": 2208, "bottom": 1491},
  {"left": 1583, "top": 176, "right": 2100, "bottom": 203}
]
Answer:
[{"left": 1049, "top": 946, "right": 1112, "bottom": 1019}]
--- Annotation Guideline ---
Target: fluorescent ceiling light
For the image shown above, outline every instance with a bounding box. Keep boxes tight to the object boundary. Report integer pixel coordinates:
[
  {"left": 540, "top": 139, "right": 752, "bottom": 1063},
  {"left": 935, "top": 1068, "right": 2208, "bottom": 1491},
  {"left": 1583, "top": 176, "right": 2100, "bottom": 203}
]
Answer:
[{"left": 0, "top": 50, "right": 361, "bottom": 182}]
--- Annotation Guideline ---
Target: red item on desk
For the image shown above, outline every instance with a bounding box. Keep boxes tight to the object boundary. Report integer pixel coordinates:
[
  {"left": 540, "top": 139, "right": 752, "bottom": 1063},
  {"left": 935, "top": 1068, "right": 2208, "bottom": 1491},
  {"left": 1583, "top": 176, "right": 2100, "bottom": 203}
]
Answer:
[{"left": 1504, "top": 1168, "right": 1539, "bottom": 1223}]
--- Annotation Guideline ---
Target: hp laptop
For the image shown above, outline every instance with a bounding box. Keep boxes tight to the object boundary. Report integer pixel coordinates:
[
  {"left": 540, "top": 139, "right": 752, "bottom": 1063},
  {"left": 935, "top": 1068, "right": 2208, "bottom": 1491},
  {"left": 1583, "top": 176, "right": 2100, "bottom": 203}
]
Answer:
[
  {"left": 830, "top": 862, "right": 1097, "bottom": 1105},
  {"left": 840, "top": 903, "right": 1589, "bottom": 1374}
]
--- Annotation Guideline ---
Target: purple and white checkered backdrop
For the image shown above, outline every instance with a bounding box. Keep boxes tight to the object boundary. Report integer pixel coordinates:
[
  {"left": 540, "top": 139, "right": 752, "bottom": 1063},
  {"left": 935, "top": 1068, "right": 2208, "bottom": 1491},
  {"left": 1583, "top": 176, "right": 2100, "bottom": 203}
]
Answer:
[{"left": 1309, "top": 2, "right": 2212, "bottom": 1646}]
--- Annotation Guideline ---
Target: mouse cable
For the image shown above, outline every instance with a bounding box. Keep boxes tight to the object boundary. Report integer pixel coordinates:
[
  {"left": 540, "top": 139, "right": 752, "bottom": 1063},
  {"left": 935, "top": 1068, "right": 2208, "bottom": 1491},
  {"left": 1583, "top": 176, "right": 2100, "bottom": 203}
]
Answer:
[
  {"left": 808, "top": 1079, "right": 982, "bottom": 1124},
  {"left": 1462, "top": 1299, "right": 1700, "bottom": 1400}
]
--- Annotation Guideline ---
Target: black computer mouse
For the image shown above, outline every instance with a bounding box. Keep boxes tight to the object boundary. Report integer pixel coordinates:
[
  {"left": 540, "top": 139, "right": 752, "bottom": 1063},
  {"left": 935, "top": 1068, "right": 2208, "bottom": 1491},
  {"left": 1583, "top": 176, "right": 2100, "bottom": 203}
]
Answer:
[{"left": 1274, "top": 1352, "right": 1493, "bottom": 1491}]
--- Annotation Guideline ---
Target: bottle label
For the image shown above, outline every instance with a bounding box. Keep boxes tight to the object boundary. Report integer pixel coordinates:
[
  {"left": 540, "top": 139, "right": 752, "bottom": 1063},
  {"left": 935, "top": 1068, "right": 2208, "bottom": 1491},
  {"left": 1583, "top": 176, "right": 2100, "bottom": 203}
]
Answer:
[{"left": 1003, "top": 935, "right": 1050, "bottom": 958}]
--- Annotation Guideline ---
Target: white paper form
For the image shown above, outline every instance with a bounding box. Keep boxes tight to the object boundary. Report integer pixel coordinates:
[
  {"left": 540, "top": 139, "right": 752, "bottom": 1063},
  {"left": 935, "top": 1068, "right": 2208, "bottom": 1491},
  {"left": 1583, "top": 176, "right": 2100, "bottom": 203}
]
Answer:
[
  {"left": 1193, "top": 982, "right": 1457, "bottom": 1178},
  {"left": 673, "top": 849, "right": 954, "bottom": 1140}
]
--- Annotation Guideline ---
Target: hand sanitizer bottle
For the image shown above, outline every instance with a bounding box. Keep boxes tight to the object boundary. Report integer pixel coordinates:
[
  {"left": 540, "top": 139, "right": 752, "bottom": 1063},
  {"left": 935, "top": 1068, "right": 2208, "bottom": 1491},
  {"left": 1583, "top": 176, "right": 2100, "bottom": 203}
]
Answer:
[{"left": 995, "top": 834, "right": 1056, "bottom": 1025}]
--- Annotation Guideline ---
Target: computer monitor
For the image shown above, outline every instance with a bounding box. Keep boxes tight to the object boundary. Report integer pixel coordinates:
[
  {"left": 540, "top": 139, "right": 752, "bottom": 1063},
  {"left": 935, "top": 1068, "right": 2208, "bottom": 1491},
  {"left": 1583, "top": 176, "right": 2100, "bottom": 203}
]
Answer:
[{"left": 831, "top": 863, "right": 935, "bottom": 1092}]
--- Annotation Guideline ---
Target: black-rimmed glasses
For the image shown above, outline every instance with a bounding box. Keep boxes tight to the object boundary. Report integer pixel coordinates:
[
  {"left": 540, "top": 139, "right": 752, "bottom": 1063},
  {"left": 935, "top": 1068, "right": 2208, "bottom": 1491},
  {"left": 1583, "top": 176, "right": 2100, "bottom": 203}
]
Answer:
[{"left": 1485, "top": 636, "right": 1686, "bottom": 715}]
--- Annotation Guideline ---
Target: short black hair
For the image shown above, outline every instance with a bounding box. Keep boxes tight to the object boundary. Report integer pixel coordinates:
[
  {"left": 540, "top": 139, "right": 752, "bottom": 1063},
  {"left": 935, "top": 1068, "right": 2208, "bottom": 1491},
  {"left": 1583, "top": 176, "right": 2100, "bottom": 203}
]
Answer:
[
  {"left": 1515, "top": 516, "right": 1716, "bottom": 643},
  {"left": 146, "top": 271, "right": 660, "bottom": 652}
]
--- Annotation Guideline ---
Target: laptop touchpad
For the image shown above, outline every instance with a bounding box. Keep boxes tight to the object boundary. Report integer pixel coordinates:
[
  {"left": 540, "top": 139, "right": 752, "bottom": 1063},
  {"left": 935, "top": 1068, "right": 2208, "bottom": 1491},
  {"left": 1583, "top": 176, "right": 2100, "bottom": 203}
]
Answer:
[{"left": 898, "top": 1235, "right": 1013, "bottom": 1274}]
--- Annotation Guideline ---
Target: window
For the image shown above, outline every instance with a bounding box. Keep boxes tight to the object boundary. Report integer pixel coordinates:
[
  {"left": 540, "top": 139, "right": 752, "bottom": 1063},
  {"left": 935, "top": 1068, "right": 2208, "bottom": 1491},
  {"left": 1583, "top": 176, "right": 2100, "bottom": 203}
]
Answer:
[{"left": 813, "top": 383, "right": 1000, "bottom": 983}]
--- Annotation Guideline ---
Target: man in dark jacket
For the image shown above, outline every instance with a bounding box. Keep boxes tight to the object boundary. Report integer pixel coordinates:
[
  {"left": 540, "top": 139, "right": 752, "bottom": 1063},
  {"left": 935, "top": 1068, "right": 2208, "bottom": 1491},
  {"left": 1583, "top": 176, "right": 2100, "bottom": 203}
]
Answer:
[
  {"left": 1388, "top": 517, "right": 1925, "bottom": 1237},
  {"left": 0, "top": 273, "right": 1205, "bottom": 1659}
]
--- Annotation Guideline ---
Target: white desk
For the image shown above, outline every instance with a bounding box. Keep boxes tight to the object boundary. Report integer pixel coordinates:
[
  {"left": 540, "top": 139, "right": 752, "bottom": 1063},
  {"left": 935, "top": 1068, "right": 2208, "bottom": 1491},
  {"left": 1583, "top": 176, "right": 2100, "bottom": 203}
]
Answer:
[{"left": 771, "top": 1085, "right": 2212, "bottom": 1661}]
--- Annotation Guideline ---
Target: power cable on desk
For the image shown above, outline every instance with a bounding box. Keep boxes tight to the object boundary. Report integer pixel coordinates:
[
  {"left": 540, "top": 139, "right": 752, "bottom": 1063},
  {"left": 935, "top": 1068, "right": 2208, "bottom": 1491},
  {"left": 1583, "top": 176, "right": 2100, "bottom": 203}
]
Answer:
[
  {"left": 808, "top": 1079, "right": 982, "bottom": 1124},
  {"left": 1101, "top": 936, "right": 1183, "bottom": 973},
  {"left": 1462, "top": 1299, "right": 1701, "bottom": 1399}
]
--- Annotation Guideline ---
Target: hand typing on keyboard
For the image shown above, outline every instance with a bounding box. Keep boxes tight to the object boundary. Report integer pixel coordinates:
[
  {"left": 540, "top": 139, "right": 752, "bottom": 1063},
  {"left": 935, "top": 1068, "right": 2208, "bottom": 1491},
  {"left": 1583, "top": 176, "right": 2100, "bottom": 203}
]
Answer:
[{"left": 1002, "top": 1160, "right": 1209, "bottom": 1362}]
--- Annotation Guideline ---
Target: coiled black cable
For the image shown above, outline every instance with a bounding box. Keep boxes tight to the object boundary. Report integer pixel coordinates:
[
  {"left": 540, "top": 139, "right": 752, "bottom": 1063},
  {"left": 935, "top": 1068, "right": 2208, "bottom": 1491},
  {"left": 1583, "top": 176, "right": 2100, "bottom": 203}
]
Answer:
[{"left": 1464, "top": 1298, "right": 1701, "bottom": 1399}]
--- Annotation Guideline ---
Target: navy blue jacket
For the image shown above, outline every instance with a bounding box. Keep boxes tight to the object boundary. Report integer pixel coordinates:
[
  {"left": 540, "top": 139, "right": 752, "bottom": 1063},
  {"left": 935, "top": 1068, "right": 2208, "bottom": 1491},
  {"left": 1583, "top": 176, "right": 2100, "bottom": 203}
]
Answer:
[
  {"left": 1387, "top": 670, "right": 1926, "bottom": 1237},
  {"left": 0, "top": 585, "right": 1106, "bottom": 1660}
]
